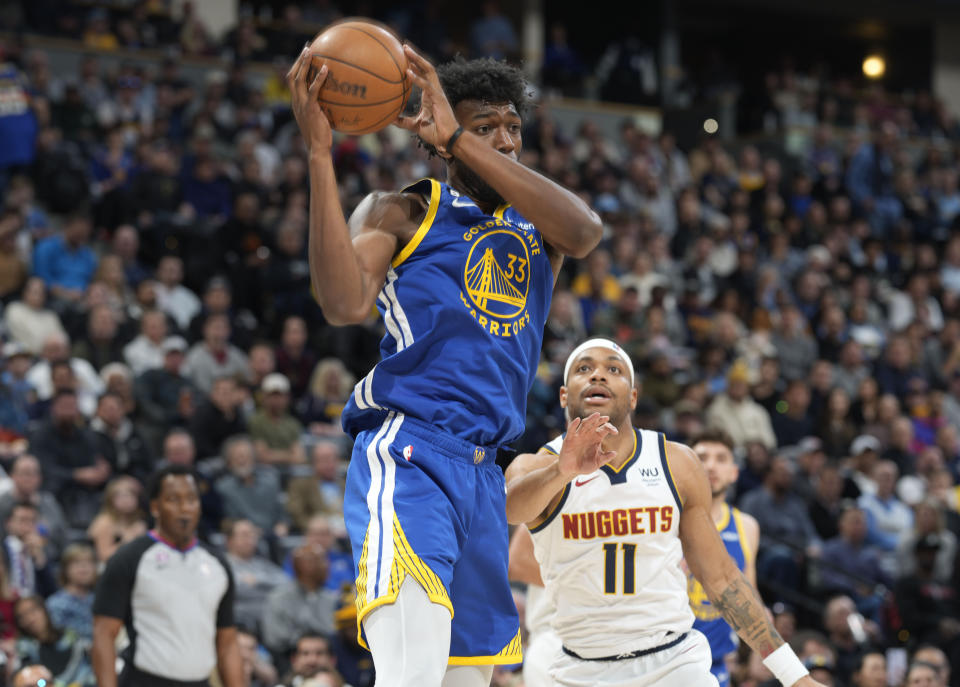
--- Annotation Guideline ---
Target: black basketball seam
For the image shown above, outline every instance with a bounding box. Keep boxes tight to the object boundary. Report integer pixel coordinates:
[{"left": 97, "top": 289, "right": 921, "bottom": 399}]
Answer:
[
  {"left": 318, "top": 94, "right": 405, "bottom": 107},
  {"left": 339, "top": 24, "right": 405, "bottom": 82},
  {"left": 311, "top": 53, "right": 405, "bottom": 84}
]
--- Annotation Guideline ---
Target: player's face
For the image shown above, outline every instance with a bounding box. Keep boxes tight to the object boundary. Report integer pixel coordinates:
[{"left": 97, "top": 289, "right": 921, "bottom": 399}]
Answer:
[
  {"left": 449, "top": 100, "right": 521, "bottom": 207},
  {"left": 151, "top": 474, "right": 201, "bottom": 547},
  {"left": 693, "top": 441, "right": 738, "bottom": 498},
  {"left": 561, "top": 347, "right": 636, "bottom": 426}
]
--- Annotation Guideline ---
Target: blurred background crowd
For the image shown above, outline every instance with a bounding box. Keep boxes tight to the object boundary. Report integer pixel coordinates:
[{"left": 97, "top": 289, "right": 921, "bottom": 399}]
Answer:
[{"left": 0, "top": 0, "right": 959, "bottom": 686}]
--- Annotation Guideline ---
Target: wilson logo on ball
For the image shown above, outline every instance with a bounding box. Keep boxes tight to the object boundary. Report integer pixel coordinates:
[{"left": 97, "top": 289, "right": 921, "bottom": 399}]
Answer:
[{"left": 323, "top": 73, "right": 368, "bottom": 99}]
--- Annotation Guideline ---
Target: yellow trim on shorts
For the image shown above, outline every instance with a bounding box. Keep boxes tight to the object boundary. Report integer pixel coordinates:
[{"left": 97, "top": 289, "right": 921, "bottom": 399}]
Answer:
[
  {"left": 391, "top": 179, "right": 441, "bottom": 268},
  {"left": 448, "top": 628, "right": 524, "bottom": 666},
  {"left": 355, "top": 514, "right": 453, "bottom": 648}
]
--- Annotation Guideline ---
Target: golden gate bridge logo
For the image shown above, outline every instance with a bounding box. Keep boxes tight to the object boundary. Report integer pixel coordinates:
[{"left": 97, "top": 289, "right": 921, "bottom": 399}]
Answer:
[{"left": 463, "top": 230, "right": 530, "bottom": 319}]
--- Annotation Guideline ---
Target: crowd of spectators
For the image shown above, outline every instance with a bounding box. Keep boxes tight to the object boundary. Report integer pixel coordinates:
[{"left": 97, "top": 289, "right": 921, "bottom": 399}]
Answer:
[{"left": 0, "top": 2, "right": 959, "bottom": 687}]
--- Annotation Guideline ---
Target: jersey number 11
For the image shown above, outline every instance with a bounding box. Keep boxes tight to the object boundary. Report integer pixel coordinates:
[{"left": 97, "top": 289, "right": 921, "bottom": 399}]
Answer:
[{"left": 603, "top": 543, "right": 637, "bottom": 595}]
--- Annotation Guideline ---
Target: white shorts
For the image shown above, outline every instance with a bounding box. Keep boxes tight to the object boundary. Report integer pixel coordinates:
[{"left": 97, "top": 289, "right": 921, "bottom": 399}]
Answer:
[
  {"left": 523, "top": 630, "right": 563, "bottom": 687},
  {"left": 550, "top": 630, "right": 719, "bottom": 687}
]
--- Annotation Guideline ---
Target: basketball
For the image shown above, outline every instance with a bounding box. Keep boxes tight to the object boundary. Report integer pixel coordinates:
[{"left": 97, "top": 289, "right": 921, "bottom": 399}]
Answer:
[{"left": 307, "top": 19, "right": 411, "bottom": 135}]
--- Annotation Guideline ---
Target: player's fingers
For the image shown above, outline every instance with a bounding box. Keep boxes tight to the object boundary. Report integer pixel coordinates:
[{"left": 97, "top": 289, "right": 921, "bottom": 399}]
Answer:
[
  {"left": 405, "top": 67, "right": 431, "bottom": 93},
  {"left": 287, "top": 47, "right": 309, "bottom": 87},
  {"left": 403, "top": 44, "right": 435, "bottom": 73},
  {"left": 308, "top": 63, "right": 328, "bottom": 96},
  {"left": 567, "top": 416, "right": 582, "bottom": 433},
  {"left": 599, "top": 422, "right": 619, "bottom": 435},
  {"left": 599, "top": 449, "right": 617, "bottom": 465}
]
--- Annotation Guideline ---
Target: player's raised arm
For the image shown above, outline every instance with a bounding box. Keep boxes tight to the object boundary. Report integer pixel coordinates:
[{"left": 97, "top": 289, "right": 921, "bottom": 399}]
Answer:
[
  {"left": 666, "top": 441, "right": 825, "bottom": 687},
  {"left": 288, "top": 47, "right": 407, "bottom": 325},
  {"left": 505, "top": 414, "right": 617, "bottom": 526},
  {"left": 397, "top": 45, "right": 603, "bottom": 259}
]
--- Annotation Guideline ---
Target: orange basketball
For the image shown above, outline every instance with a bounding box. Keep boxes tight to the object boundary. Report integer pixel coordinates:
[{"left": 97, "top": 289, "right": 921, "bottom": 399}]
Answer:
[{"left": 307, "top": 19, "right": 411, "bottom": 135}]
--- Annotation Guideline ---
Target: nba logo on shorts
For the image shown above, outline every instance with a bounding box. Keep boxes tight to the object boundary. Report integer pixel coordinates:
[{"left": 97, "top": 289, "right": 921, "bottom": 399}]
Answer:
[{"left": 403, "top": 445, "right": 413, "bottom": 461}]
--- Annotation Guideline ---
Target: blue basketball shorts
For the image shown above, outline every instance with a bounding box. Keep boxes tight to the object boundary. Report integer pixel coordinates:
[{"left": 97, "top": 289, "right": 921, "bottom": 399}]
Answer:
[{"left": 343, "top": 411, "right": 522, "bottom": 666}]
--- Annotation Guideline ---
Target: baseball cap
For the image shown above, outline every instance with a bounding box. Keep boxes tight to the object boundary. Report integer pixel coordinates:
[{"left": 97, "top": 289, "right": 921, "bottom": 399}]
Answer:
[
  {"left": 803, "top": 655, "right": 835, "bottom": 673},
  {"left": 161, "top": 336, "right": 188, "bottom": 354},
  {"left": 797, "top": 436, "right": 823, "bottom": 455},
  {"left": 1, "top": 342, "right": 30, "bottom": 360},
  {"left": 850, "top": 434, "right": 881, "bottom": 455},
  {"left": 262, "top": 373, "right": 291, "bottom": 394}
]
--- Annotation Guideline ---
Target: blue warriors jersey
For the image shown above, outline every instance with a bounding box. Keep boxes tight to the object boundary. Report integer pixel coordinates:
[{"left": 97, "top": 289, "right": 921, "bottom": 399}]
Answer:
[
  {"left": 341, "top": 178, "right": 554, "bottom": 447},
  {"left": 688, "top": 503, "right": 751, "bottom": 660}
]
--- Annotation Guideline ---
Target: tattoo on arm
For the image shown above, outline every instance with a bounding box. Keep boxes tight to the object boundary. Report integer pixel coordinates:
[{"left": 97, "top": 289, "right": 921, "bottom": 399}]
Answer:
[{"left": 711, "top": 571, "right": 783, "bottom": 657}]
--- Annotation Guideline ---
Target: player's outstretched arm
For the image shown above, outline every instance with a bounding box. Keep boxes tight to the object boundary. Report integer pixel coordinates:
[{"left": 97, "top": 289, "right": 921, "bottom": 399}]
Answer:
[
  {"left": 397, "top": 45, "right": 603, "bottom": 259},
  {"left": 505, "top": 414, "right": 616, "bottom": 525},
  {"left": 288, "top": 46, "right": 405, "bottom": 325},
  {"left": 508, "top": 525, "right": 544, "bottom": 587},
  {"left": 667, "top": 442, "right": 826, "bottom": 687}
]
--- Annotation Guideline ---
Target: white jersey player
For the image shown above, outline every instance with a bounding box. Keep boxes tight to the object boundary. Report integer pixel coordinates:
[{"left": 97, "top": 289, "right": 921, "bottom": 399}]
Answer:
[{"left": 505, "top": 338, "right": 825, "bottom": 687}]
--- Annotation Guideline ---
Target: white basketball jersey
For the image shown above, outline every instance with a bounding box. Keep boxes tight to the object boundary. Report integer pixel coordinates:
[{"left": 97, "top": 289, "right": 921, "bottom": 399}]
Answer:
[{"left": 529, "top": 427, "right": 693, "bottom": 658}]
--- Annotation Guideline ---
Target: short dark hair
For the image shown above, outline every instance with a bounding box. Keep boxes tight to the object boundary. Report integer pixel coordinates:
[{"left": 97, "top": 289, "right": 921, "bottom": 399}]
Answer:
[
  {"left": 294, "top": 632, "right": 331, "bottom": 654},
  {"left": 690, "top": 429, "right": 735, "bottom": 453},
  {"left": 853, "top": 650, "right": 886, "bottom": 674},
  {"left": 418, "top": 57, "right": 532, "bottom": 156},
  {"left": 7, "top": 501, "right": 37, "bottom": 522},
  {"left": 147, "top": 464, "right": 198, "bottom": 501}
]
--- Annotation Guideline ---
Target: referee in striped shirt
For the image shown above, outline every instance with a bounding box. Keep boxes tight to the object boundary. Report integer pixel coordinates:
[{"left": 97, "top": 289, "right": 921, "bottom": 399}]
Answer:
[{"left": 92, "top": 465, "right": 244, "bottom": 687}]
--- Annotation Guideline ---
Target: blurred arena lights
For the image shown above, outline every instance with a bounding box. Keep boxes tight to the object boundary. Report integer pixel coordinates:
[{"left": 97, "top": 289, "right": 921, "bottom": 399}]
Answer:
[
  {"left": 862, "top": 54, "right": 886, "bottom": 79},
  {"left": 703, "top": 118, "right": 719, "bottom": 134}
]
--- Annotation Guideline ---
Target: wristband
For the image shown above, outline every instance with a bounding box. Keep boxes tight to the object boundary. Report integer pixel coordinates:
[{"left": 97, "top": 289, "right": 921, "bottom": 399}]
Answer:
[
  {"left": 762, "top": 644, "right": 809, "bottom": 687},
  {"left": 445, "top": 126, "right": 465, "bottom": 154}
]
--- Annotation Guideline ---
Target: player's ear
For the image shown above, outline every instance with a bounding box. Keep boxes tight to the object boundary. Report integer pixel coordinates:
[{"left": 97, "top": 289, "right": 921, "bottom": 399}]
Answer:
[
  {"left": 559, "top": 385, "right": 567, "bottom": 409},
  {"left": 629, "top": 383, "right": 638, "bottom": 410}
]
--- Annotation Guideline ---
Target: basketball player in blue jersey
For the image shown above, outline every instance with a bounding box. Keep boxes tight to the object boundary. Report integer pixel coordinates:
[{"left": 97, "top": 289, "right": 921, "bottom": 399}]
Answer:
[
  {"left": 687, "top": 429, "right": 760, "bottom": 687},
  {"left": 505, "top": 339, "right": 825, "bottom": 687},
  {"left": 287, "top": 42, "right": 603, "bottom": 687}
]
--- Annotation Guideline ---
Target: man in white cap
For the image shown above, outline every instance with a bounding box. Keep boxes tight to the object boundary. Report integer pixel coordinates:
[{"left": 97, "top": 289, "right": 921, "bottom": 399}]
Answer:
[
  {"left": 505, "top": 338, "right": 824, "bottom": 687},
  {"left": 248, "top": 373, "right": 306, "bottom": 466}
]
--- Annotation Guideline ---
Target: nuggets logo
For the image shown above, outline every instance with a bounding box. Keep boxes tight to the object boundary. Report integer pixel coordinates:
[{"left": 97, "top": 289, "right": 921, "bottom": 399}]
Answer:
[{"left": 460, "top": 219, "right": 541, "bottom": 338}]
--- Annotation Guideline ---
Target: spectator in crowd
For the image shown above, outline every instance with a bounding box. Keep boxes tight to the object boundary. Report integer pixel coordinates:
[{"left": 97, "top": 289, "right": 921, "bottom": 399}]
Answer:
[
  {"left": 153, "top": 255, "right": 201, "bottom": 331},
  {"left": 286, "top": 442, "right": 346, "bottom": 532},
  {"left": 740, "top": 454, "right": 821, "bottom": 598},
  {"left": 858, "top": 459, "right": 913, "bottom": 577},
  {"left": 895, "top": 531, "right": 960, "bottom": 654},
  {"left": 282, "top": 515, "right": 353, "bottom": 594},
  {"left": 772, "top": 379, "right": 815, "bottom": 448},
  {"left": 25, "top": 333, "right": 104, "bottom": 418},
  {"left": 261, "top": 544, "right": 338, "bottom": 657},
  {"left": 850, "top": 651, "right": 886, "bottom": 687},
  {"left": 822, "top": 595, "right": 879, "bottom": 685},
  {"left": 90, "top": 392, "right": 152, "bottom": 482},
  {"left": 817, "top": 504, "right": 889, "bottom": 620},
  {"left": 157, "top": 429, "right": 223, "bottom": 539},
  {"left": 28, "top": 390, "right": 111, "bottom": 527},
  {"left": 71, "top": 305, "right": 125, "bottom": 372},
  {"left": 910, "top": 646, "right": 950, "bottom": 687},
  {"left": 237, "top": 627, "right": 278, "bottom": 687},
  {"left": 903, "top": 661, "right": 943, "bottom": 687},
  {"left": 224, "top": 518, "right": 288, "bottom": 633},
  {"left": 248, "top": 373, "right": 306, "bottom": 467},
  {"left": 0, "top": 454, "right": 67, "bottom": 559},
  {"left": 187, "top": 276, "right": 258, "bottom": 353},
  {"left": 216, "top": 435, "right": 286, "bottom": 535},
  {"left": 122, "top": 309, "right": 169, "bottom": 376},
  {"left": 45, "top": 543, "right": 97, "bottom": 640},
  {"left": 897, "top": 498, "right": 958, "bottom": 583},
  {"left": 706, "top": 360, "right": 777, "bottom": 450},
  {"left": 14, "top": 595, "right": 95, "bottom": 686},
  {"left": 847, "top": 435, "right": 882, "bottom": 497},
  {"left": 32, "top": 212, "right": 98, "bottom": 306},
  {"left": 297, "top": 358, "right": 354, "bottom": 436},
  {"left": 808, "top": 463, "right": 846, "bottom": 541},
  {"left": 3, "top": 277, "right": 68, "bottom": 356},
  {"left": 469, "top": 0, "right": 518, "bottom": 60},
  {"left": 3, "top": 503, "right": 56, "bottom": 598},
  {"left": 770, "top": 306, "right": 818, "bottom": 382},
  {"left": 134, "top": 335, "right": 195, "bottom": 454},
  {"left": 183, "top": 314, "right": 250, "bottom": 395},
  {"left": 279, "top": 633, "right": 341, "bottom": 687},
  {"left": 86, "top": 476, "right": 148, "bottom": 564},
  {"left": 274, "top": 317, "right": 315, "bottom": 402},
  {"left": 189, "top": 375, "right": 247, "bottom": 460}
]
